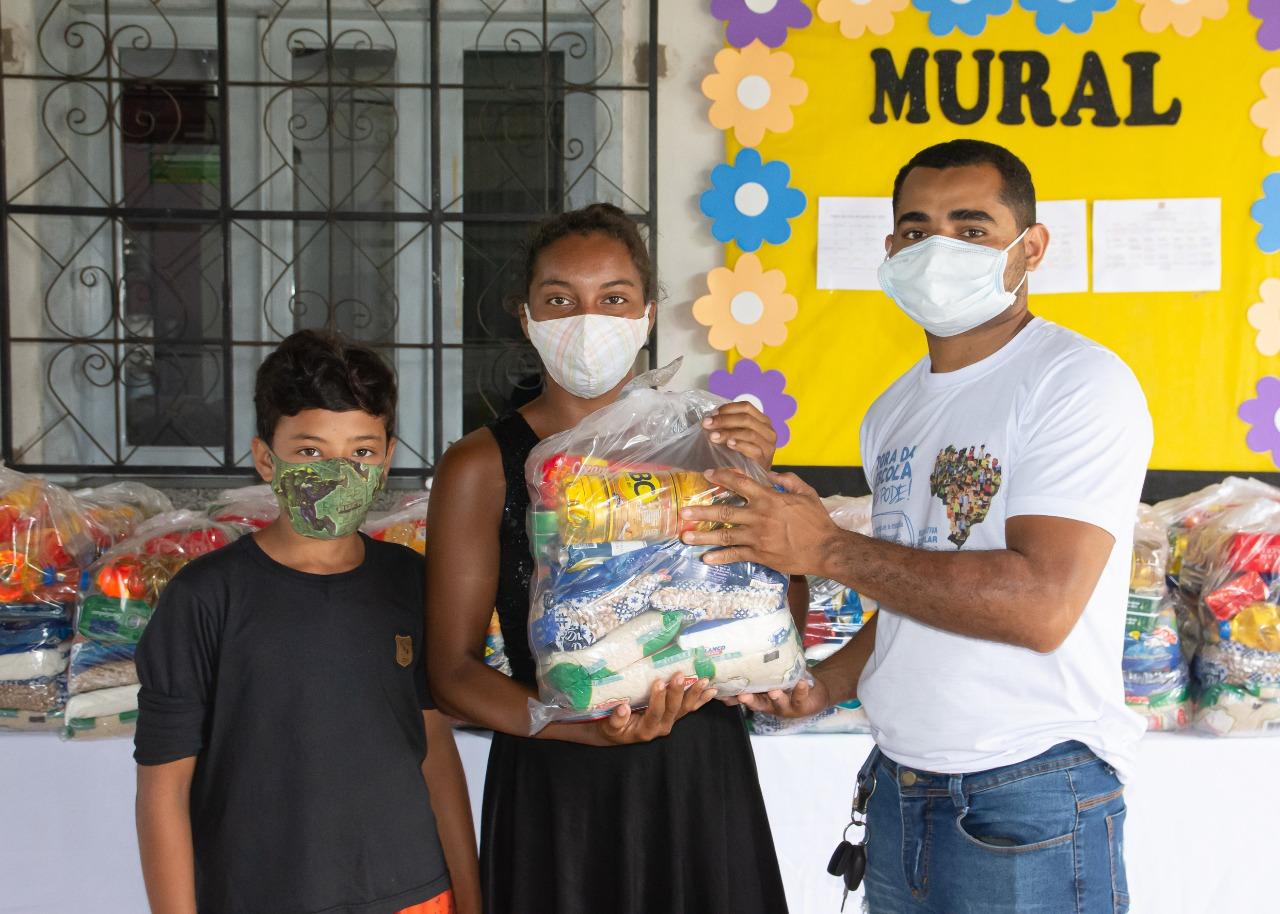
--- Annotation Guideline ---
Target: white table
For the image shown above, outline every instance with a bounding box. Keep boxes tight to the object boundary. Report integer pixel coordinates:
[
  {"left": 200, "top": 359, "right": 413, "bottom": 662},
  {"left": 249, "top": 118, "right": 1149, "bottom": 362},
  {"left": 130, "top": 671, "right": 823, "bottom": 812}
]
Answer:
[{"left": 1, "top": 730, "right": 1276, "bottom": 913}]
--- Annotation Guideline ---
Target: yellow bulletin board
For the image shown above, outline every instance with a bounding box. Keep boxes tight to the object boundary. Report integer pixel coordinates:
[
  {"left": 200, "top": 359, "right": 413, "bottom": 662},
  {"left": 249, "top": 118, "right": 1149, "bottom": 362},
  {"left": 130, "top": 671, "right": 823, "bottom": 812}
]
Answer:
[{"left": 696, "top": 0, "right": 1280, "bottom": 484}]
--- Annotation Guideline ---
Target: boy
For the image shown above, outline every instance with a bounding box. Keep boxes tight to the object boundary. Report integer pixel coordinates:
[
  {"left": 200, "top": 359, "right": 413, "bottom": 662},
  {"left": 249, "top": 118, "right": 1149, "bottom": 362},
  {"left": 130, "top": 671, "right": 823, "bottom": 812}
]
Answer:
[{"left": 134, "top": 330, "right": 480, "bottom": 914}]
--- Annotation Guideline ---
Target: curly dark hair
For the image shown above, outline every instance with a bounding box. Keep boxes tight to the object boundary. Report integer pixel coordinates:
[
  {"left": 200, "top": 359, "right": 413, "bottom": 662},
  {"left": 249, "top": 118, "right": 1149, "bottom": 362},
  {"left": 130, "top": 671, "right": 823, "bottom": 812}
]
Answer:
[
  {"left": 254, "top": 329, "right": 398, "bottom": 445},
  {"left": 522, "top": 203, "right": 655, "bottom": 302}
]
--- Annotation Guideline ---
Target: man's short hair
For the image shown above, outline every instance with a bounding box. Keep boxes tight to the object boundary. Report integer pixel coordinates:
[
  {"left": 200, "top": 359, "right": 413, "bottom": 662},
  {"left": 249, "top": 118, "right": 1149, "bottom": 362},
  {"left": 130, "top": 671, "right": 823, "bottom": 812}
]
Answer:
[
  {"left": 254, "top": 330, "right": 397, "bottom": 446},
  {"left": 892, "top": 140, "right": 1037, "bottom": 230}
]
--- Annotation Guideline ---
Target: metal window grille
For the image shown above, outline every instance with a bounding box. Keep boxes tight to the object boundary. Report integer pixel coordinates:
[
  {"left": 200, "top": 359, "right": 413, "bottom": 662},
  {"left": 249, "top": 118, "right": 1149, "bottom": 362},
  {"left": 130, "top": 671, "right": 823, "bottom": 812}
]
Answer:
[{"left": 0, "top": 0, "right": 658, "bottom": 477}]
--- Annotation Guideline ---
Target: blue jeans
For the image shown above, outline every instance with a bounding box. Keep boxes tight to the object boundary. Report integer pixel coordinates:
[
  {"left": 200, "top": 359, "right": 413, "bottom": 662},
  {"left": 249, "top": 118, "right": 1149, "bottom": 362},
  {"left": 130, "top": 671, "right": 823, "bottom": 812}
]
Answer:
[{"left": 861, "top": 741, "right": 1130, "bottom": 914}]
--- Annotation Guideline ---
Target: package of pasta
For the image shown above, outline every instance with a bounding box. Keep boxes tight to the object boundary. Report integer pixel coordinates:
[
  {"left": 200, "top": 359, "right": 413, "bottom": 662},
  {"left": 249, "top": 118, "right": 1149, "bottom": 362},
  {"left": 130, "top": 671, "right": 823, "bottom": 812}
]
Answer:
[
  {"left": 524, "top": 365, "right": 805, "bottom": 730},
  {"left": 0, "top": 466, "right": 98, "bottom": 618},
  {"left": 73, "top": 482, "right": 173, "bottom": 551},
  {"left": 70, "top": 512, "right": 242, "bottom": 695}
]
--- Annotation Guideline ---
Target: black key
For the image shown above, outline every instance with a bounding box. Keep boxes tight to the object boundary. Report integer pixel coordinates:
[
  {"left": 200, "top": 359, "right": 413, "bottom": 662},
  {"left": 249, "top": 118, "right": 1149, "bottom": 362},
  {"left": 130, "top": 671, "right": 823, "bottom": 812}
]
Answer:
[
  {"left": 827, "top": 840, "right": 854, "bottom": 877},
  {"left": 844, "top": 844, "right": 867, "bottom": 892}
]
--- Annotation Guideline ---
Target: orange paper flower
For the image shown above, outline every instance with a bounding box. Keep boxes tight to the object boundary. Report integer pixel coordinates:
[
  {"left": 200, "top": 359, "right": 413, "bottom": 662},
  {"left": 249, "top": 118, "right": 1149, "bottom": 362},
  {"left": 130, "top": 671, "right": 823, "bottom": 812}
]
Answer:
[
  {"left": 1249, "top": 278, "right": 1280, "bottom": 357},
  {"left": 816, "top": 0, "right": 910, "bottom": 39},
  {"left": 1252, "top": 69, "right": 1280, "bottom": 157},
  {"left": 1136, "top": 0, "right": 1226, "bottom": 37},
  {"left": 693, "top": 253, "right": 798, "bottom": 358},
  {"left": 701, "top": 41, "right": 808, "bottom": 148}
]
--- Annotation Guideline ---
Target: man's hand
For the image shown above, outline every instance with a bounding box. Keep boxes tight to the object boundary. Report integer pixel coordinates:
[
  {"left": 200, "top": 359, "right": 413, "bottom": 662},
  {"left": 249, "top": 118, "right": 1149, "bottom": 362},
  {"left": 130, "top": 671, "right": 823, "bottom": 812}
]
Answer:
[
  {"left": 702, "top": 402, "right": 777, "bottom": 471},
  {"left": 680, "top": 469, "right": 842, "bottom": 577},
  {"left": 596, "top": 675, "right": 717, "bottom": 745},
  {"left": 735, "top": 676, "right": 832, "bottom": 719}
]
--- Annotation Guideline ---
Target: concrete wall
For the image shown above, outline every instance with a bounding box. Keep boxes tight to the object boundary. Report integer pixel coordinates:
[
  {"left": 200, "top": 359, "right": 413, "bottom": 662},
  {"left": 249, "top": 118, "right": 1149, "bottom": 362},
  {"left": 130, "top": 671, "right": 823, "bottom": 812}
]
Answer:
[{"left": 654, "top": 1, "right": 724, "bottom": 388}]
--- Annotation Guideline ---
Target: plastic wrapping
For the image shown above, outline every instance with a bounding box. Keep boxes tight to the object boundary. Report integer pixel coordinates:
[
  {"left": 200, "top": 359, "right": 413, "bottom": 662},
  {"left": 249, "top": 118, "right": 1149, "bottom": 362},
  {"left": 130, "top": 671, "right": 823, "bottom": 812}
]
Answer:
[
  {"left": 0, "top": 708, "right": 65, "bottom": 732},
  {"left": 73, "top": 482, "right": 173, "bottom": 550},
  {"left": 207, "top": 485, "right": 279, "bottom": 531},
  {"left": 0, "top": 466, "right": 97, "bottom": 616},
  {"left": 753, "top": 495, "right": 877, "bottom": 736},
  {"left": 1123, "top": 507, "right": 1191, "bottom": 731},
  {"left": 0, "top": 617, "right": 72, "bottom": 713},
  {"left": 62, "top": 683, "right": 140, "bottom": 740},
  {"left": 363, "top": 499, "right": 427, "bottom": 554},
  {"left": 70, "top": 512, "right": 242, "bottom": 698},
  {"left": 1177, "top": 497, "right": 1280, "bottom": 736},
  {"left": 1153, "top": 477, "right": 1280, "bottom": 595},
  {"left": 524, "top": 368, "right": 806, "bottom": 730}
]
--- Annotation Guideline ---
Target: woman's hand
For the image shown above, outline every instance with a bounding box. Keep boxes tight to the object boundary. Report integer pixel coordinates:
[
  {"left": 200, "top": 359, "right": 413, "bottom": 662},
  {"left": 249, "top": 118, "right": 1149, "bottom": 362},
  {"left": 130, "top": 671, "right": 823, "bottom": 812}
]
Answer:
[
  {"left": 595, "top": 674, "right": 717, "bottom": 745},
  {"left": 703, "top": 402, "right": 778, "bottom": 471}
]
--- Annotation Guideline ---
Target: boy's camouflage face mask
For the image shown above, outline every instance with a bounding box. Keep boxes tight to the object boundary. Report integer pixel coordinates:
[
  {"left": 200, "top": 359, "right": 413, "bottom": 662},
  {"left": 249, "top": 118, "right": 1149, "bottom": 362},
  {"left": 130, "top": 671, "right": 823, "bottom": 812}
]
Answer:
[{"left": 269, "top": 454, "right": 384, "bottom": 539}]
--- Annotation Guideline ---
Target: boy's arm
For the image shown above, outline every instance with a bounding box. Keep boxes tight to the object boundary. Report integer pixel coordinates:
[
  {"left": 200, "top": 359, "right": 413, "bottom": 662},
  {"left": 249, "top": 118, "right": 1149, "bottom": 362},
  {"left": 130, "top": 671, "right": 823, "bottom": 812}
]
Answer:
[
  {"left": 136, "top": 758, "right": 198, "bottom": 914},
  {"left": 422, "top": 710, "right": 481, "bottom": 914}
]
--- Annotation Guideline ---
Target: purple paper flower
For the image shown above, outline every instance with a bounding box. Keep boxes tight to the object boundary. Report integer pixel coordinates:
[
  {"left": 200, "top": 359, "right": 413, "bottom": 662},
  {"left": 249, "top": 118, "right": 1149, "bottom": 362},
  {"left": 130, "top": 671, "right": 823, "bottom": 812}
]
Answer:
[
  {"left": 1240, "top": 376, "right": 1280, "bottom": 467},
  {"left": 708, "top": 359, "right": 798, "bottom": 448},
  {"left": 711, "top": 0, "right": 814, "bottom": 49},
  {"left": 1252, "top": 0, "right": 1280, "bottom": 51}
]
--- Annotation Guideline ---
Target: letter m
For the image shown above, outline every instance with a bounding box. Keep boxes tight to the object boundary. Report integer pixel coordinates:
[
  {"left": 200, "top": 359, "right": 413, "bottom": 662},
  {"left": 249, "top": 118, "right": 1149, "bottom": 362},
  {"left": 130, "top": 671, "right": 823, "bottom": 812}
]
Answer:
[{"left": 871, "top": 48, "right": 929, "bottom": 124}]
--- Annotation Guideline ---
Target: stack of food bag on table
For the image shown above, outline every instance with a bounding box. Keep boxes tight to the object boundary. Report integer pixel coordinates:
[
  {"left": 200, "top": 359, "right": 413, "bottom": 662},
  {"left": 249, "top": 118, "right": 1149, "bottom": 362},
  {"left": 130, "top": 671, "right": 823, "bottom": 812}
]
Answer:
[
  {"left": 207, "top": 484, "right": 279, "bottom": 531},
  {"left": 751, "top": 495, "right": 877, "bottom": 736},
  {"left": 1122, "top": 507, "right": 1190, "bottom": 731},
  {"left": 0, "top": 467, "right": 99, "bottom": 731},
  {"left": 66, "top": 511, "right": 242, "bottom": 738},
  {"left": 524, "top": 367, "right": 807, "bottom": 730}
]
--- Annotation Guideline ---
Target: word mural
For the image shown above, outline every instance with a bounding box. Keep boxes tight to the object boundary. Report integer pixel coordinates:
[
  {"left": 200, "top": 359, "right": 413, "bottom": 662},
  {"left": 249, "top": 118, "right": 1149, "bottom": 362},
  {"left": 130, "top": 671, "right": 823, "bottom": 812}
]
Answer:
[{"left": 871, "top": 49, "right": 1180, "bottom": 127}]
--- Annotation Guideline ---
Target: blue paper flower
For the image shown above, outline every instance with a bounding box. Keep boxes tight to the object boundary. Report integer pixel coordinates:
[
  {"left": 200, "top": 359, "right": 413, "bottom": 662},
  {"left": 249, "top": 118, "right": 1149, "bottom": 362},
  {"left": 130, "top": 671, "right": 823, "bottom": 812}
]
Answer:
[
  {"left": 699, "top": 148, "right": 807, "bottom": 252},
  {"left": 913, "top": 0, "right": 1011, "bottom": 36},
  {"left": 1253, "top": 173, "right": 1280, "bottom": 253},
  {"left": 1020, "top": 0, "right": 1115, "bottom": 34}
]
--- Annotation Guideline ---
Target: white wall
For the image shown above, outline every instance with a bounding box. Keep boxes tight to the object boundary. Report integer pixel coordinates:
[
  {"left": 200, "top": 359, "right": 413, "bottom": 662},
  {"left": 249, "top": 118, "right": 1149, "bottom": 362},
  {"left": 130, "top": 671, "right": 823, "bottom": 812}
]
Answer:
[{"left": 655, "top": 2, "right": 724, "bottom": 388}]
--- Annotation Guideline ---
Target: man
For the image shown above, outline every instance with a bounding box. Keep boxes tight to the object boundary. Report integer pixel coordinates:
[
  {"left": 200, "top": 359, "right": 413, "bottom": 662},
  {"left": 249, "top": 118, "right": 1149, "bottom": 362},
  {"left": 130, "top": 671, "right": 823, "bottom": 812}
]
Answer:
[{"left": 682, "top": 140, "right": 1151, "bottom": 913}]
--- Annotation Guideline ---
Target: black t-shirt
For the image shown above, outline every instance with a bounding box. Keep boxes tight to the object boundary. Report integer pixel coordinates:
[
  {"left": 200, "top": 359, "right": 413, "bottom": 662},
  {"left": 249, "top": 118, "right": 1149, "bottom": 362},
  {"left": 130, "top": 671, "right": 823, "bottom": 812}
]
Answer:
[{"left": 134, "top": 533, "right": 448, "bottom": 914}]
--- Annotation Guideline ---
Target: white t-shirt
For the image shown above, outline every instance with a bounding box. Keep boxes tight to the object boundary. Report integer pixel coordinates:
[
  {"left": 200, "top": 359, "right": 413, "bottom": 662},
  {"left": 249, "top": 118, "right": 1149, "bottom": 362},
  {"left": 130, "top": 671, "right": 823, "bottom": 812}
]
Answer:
[{"left": 857, "top": 318, "right": 1152, "bottom": 782}]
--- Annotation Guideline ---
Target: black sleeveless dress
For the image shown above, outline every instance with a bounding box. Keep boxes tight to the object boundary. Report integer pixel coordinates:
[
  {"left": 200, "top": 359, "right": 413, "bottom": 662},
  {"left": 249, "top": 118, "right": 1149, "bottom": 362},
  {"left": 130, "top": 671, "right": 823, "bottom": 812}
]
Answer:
[{"left": 480, "top": 412, "right": 790, "bottom": 914}]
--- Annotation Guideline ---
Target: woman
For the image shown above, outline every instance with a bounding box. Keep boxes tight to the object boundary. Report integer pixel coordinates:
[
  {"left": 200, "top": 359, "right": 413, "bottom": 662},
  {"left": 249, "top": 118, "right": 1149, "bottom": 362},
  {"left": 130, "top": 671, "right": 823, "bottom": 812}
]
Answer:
[{"left": 426, "top": 203, "right": 791, "bottom": 914}]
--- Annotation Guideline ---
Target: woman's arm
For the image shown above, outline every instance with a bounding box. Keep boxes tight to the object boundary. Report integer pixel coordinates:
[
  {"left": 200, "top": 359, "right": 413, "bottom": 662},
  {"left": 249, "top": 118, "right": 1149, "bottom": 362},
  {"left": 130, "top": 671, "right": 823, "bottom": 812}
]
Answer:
[
  {"left": 136, "top": 759, "right": 198, "bottom": 914},
  {"left": 425, "top": 431, "right": 714, "bottom": 748},
  {"left": 421, "top": 710, "right": 480, "bottom": 914}
]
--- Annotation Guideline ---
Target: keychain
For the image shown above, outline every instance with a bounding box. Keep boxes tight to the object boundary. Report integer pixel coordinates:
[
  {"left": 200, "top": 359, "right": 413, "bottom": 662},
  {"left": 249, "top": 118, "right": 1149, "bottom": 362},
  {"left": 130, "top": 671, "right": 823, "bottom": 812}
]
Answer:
[{"left": 827, "top": 765, "right": 875, "bottom": 911}]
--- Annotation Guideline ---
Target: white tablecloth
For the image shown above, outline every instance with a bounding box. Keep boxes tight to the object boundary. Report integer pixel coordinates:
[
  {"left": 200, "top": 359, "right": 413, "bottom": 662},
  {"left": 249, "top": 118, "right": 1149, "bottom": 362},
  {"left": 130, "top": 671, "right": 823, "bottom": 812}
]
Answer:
[{"left": 1, "top": 730, "right": 1276, "bottom": 913}]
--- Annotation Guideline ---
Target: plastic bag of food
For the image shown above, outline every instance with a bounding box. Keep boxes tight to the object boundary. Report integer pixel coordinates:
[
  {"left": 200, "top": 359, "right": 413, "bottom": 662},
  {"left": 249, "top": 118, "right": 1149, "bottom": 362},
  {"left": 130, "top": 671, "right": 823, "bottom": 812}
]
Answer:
[
  {"left": 0, "top": 466, "right": 97, "bottom": 616},
  {"left": 1178, "top": 497, "right": 1280, "bottom": 736},
  {"left": 524, "top": 366, "right": 805, "bottom": 730},
  {"left": 70, "top": 513, "right": 241, "bottom": 695},
  {"left": 207, "top": 485, "right": 279, "bottom": 531},
  {"left": 1154, "top": 477, "right": 1280, "bottom": 595},
  {"left": 754, "top": 495, "right": 876, "bottom": 735},
  {"left": 363, "top": 499, "right": 427, "bottom": 554},
  {"left": 74, "top": 482, "right": 173, "bottom": 550}
]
